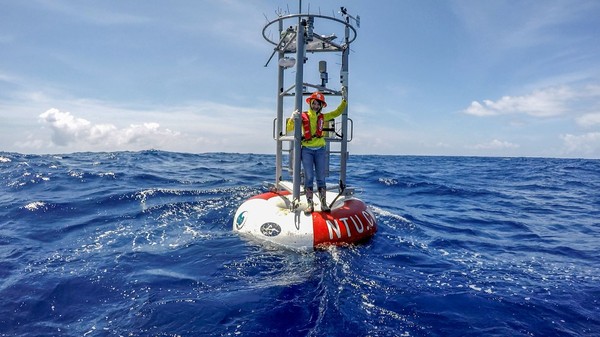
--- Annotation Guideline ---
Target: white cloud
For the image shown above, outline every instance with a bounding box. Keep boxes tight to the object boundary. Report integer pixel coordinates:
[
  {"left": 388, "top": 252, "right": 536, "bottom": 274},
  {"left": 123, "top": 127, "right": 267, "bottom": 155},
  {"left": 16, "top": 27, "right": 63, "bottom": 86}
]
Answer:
[
  {"left": 560, "top": 132, "right": 600, "bottom": 156},
  {"left": 39, "top": 108, "right": 180, "bottom": 149},
  {"left": 576, "top": 113, "right": 600, "bottom": 128},
  {"left": 470, "top": 139, "right": 520, "bottom": 150},
  {"left": 464, "top": 86, "right": 576, "bottom": 117},
  {"left": 8, "top": 99, "right": 276, "bottom": 154}
]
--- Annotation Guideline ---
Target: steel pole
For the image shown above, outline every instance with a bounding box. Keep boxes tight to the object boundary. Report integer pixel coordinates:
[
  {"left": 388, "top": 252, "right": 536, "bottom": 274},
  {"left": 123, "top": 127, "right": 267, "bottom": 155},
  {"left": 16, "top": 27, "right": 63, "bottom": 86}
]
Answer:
[
  {"left": 292, "top": 18, "right": 306, "bottom": 202},
  {"left": 275, "top": 19, "right": 284, "bottom": 188},
  {"left": 339, "top": 21, "right": 350, "bottom": 188}
]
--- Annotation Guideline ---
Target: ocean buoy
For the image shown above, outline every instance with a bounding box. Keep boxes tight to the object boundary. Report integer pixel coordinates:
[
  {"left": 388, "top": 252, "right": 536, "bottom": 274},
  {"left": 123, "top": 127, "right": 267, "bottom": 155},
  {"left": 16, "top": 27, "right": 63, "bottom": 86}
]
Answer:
[
  {"left": 234, "top": 188, "right": 377, "bottom": 250},
  {"left": 233, "top": 5, "right": 374, "bottom": 250}
]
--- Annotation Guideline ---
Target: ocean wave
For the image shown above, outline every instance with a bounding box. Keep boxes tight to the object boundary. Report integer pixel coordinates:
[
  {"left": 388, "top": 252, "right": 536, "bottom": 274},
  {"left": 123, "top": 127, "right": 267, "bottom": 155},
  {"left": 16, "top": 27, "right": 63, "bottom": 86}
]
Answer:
[{"left": 1, "top": 151, "right": 599, "bottom": 336}]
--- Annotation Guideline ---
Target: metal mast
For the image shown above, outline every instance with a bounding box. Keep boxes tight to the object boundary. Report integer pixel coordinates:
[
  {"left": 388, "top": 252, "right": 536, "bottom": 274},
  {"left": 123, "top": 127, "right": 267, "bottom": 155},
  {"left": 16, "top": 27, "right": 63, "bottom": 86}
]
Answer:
[{"left": 263, "top": 5, "right": 359, "bottom": 209}]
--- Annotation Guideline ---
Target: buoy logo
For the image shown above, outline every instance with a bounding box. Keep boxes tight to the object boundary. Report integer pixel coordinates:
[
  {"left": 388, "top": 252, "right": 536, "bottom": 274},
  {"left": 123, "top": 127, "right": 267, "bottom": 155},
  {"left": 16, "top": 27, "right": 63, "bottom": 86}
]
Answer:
[
  {"left": 236, "top": 211, "right": 247, "bottom": 229},
  {"left": 260, "top": 222, "right": 281, "bottom": 237}
]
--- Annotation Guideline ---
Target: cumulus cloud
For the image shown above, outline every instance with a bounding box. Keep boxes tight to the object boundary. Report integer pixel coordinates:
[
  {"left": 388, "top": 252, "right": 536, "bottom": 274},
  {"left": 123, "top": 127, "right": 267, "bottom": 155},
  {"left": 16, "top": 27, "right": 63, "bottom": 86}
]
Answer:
[
  {"left": 560, "top": 132, "right": 600, "bottom": 156},
  {"left": 39, "top": 108, "right": 180, "bottom": 149},
  {"left": 464, "top": 86, "right": 576, "bottom": 117}
]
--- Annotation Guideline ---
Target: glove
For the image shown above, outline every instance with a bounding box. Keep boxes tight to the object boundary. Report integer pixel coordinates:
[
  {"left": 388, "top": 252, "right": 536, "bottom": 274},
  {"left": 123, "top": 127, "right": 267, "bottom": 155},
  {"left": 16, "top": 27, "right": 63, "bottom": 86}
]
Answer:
[
  {"left": 341, "top": 86, "right": 348, "bottom": 101},
  {"left": 292, "top": 109, "right": 300, "bottom": 118}
]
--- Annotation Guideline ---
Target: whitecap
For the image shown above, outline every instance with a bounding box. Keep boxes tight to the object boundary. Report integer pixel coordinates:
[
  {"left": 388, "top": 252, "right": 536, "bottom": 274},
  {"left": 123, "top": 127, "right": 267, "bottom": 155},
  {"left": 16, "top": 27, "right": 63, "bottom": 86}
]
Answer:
[
  {"left": 468, "top": 284, "right": 482, "bottom": 291},
  {"left": 24, "top": 201, "right": 46, "bottom": 211},
  {"left": 378, "top": 177, "right": 399, "bottom": 186},
  {"left": 371, "top": 205, "right": 410, "bottom": 223}
]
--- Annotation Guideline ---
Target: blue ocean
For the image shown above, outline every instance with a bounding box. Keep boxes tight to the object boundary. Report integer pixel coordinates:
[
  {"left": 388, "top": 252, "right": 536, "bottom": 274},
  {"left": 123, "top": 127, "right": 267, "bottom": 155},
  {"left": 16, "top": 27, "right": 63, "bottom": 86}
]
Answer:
[{"left": 1, "top": 151, "right": 598, "bottom": 336}]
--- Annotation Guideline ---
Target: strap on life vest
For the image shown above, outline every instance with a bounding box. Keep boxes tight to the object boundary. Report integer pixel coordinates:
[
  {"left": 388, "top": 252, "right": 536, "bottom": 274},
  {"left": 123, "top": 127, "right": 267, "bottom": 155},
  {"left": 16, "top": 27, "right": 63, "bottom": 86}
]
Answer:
[{"left": 301, "top": 111, "right": 324, "bottom": 140}]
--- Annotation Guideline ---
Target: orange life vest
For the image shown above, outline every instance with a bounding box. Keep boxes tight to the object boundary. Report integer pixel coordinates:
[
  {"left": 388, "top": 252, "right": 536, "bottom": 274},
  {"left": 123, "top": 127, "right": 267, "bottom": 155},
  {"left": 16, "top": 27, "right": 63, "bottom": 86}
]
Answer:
[{"left": 301, "top": 111, "right": 324, "bottom": 140}]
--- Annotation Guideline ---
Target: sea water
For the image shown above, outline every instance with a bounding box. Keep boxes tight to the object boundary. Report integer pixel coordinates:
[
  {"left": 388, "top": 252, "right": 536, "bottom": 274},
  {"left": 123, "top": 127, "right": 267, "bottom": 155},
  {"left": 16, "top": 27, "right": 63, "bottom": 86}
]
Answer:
[{"left": 0, "top": 151, "right": 598, "bottom": 336}]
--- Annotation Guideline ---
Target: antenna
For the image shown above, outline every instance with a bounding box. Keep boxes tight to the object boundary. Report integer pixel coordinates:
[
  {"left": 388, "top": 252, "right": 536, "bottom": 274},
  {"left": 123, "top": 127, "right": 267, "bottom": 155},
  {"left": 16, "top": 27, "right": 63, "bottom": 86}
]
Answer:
[{"left": 340, "top": 7, "right": 360, "bottom": 28}]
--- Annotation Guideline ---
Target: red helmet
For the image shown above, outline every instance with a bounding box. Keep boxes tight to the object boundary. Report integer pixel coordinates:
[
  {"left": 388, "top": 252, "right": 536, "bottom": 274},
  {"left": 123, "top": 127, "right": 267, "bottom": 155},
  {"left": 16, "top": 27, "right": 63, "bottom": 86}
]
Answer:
[{"left": 305, "top": 92, "right": 327, "bottom": 108}]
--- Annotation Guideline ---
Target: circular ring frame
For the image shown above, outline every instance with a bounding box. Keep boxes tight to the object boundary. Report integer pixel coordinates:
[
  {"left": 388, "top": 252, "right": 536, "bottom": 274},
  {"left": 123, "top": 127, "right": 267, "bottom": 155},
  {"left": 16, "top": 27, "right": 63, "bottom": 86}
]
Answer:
[{"left": 262, "top": 13, "right": 357, "bottom": 46}]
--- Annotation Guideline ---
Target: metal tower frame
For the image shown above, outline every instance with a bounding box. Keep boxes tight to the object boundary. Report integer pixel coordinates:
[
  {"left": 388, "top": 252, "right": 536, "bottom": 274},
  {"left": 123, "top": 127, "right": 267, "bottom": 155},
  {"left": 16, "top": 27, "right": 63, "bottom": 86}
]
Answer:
[{"left": 263, "top": 6, "right": 359, "bottom": 210}]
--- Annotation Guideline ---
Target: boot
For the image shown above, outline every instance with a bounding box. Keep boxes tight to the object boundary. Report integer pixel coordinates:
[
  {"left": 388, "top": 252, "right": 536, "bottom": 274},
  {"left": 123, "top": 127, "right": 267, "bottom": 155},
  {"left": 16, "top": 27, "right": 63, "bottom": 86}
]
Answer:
[
  {"left": 305, "top": 188, "right": 314, "bottom": 214},
  {"left": 318, "top": 187, "right": 330, "bottom": 212}
]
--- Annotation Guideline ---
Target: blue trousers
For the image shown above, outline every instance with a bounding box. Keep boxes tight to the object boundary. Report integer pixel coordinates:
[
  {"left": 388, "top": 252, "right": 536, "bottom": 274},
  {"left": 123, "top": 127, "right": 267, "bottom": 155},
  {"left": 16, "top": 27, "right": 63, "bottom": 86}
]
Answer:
[{"left": 301, "top": 146, "right": 326, "bottom": 190}]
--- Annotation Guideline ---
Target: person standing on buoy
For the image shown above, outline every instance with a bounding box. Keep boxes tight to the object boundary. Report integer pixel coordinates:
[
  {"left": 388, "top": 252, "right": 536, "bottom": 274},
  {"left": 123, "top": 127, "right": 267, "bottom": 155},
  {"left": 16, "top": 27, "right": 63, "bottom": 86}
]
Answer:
[{"left": 287, "top": 88, "right": 347, "bottom": 213}]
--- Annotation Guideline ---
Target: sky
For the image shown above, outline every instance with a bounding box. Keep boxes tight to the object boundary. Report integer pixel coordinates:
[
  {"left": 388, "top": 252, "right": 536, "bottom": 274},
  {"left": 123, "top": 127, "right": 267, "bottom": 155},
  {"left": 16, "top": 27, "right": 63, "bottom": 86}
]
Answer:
[{"left": 1, "top": 0, "right": 600, "bottom": 158}]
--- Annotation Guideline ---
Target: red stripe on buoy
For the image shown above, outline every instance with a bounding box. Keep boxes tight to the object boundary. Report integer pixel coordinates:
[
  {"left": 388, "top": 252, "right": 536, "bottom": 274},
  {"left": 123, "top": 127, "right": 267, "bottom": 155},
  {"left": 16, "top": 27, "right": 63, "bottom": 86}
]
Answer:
[
  {"left": 313, "top": 199, "right": 377, "bottom": 246},
  {"left": 248, "top": 191, "right": 290, "bottom": 201}
]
